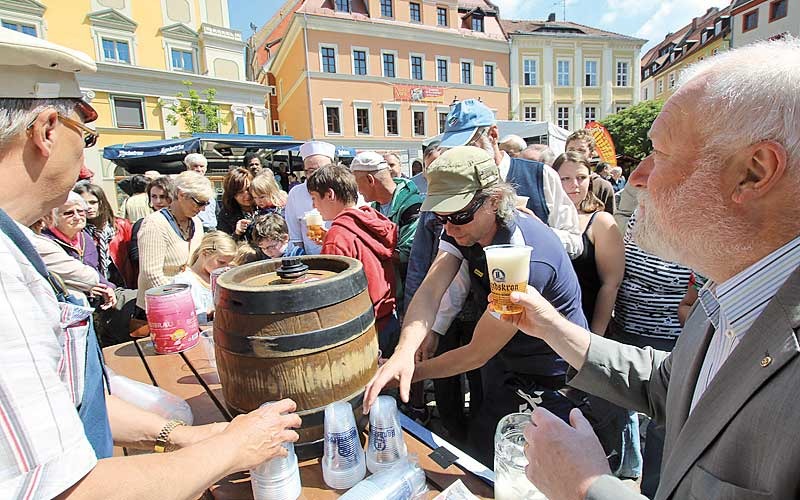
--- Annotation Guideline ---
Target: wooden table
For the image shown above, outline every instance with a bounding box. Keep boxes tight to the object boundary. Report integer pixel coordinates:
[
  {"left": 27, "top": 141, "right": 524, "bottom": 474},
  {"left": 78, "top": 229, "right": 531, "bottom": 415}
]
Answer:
[{"left": 104, "top": 339, "right": 494, "bottom": 499}]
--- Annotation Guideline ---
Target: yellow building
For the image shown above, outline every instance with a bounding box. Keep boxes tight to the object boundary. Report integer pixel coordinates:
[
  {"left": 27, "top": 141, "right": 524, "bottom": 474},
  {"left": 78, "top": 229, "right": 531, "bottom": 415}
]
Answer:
[
  {"left": 251, "top": 0, "right": 510, "bottom": 167},
  {"left": 640, "top": 5, "right": 732, "bottom": 102},
  {"left": 0, "top": 0, "right": 272, "bottom": 183},
  {"left": 503, "top": 15, "right": 645, "bottom": 131}
]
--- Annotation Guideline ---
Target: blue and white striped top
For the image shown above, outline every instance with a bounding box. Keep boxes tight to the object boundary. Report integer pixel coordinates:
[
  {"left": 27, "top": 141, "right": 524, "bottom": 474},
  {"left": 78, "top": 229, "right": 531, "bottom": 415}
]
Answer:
[{"left": 690, "top": 234, "right": 800, "bottom": 412}]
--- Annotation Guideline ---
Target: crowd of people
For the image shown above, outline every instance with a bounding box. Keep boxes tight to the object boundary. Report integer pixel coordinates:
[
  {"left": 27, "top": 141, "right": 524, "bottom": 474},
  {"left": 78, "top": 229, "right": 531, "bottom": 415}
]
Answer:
[{"left": 2, "top": 23, "right": 799, "bottom": 500}]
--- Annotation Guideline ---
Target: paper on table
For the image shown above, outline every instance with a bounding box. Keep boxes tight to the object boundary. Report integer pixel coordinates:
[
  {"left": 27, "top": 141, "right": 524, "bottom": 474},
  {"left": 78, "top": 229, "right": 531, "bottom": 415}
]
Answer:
[{"left": 433, "top": 479, "right": 480, "bottom": 500}]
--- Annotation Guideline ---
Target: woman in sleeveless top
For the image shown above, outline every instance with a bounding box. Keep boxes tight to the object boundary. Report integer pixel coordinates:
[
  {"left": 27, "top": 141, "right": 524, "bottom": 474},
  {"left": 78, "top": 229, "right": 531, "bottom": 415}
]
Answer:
[{"left": 554, "top": 152, "right": 625, "bottom": 335}]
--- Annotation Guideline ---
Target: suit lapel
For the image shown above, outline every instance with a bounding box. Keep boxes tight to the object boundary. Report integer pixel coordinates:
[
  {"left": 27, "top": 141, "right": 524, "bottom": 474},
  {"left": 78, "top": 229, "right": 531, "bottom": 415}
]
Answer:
[{"left": 657, "top": 269, "right": 800, "bottom": 500}]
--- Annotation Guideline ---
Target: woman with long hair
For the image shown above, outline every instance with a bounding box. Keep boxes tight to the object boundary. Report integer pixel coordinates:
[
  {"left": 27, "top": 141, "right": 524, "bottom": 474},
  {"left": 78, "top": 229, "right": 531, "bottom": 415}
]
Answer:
[
  {"left": 552, "top": 152, "right": 624, "bottom": 336},
  {"left": 217, "top": 167, "right": 256, "bottom": 241},
  {"left": 73, "top": 182, "right": 135, "bottom": 288}
]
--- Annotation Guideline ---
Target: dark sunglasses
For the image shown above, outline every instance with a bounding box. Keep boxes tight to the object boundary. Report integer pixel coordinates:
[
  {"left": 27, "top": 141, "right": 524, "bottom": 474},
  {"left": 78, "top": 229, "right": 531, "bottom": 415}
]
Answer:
[
  {"left": 190, "top": 195, "right": 210, "bottom": 207},
  {"left": 434, "top": 195, "right": 487, "bottom": 226}
]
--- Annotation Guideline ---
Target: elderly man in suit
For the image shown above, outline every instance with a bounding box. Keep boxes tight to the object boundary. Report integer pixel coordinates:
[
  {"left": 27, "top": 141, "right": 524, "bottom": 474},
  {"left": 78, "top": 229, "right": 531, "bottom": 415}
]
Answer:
[{"left": 497, "top": 38, "right": 800, "bottom": 499}]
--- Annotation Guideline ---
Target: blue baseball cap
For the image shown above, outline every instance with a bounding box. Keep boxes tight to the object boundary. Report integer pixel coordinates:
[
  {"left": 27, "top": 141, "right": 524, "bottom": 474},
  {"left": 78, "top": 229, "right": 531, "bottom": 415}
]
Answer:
[{"left": 440, "top": 99, "right": 496, "bottom": 148}]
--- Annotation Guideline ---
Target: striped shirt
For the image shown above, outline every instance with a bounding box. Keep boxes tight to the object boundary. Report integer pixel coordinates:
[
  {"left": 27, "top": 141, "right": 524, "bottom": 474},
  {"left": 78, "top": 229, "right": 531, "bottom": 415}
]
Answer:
[
  {"left": 690, "top": 234, "right": 800, "bottom": 412},
  {"left": 612, "top": 212, "right": 693, "bottom": 339},
  {"left": 0, "top": 224, "right": 96, "bottom": 498}
]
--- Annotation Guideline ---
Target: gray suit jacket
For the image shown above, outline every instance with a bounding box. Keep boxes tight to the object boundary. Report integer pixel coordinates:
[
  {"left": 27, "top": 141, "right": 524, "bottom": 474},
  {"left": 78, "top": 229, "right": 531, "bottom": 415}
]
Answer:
[{"left": 569, "top": 267, "right": 800, "bottom": 500}]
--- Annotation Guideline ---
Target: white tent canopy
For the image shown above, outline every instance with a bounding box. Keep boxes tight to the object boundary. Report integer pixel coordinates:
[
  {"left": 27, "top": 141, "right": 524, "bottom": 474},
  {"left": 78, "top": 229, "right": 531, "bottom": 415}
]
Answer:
[{"left": 427, "top": 120, "right": 570, "bottom": 155}]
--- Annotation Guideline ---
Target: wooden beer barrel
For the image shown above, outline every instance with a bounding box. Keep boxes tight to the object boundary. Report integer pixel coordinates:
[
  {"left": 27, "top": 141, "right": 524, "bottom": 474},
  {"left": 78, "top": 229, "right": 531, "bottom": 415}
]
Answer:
[{"left": 214, "top": 256, "right": 378, "bottom": 459}]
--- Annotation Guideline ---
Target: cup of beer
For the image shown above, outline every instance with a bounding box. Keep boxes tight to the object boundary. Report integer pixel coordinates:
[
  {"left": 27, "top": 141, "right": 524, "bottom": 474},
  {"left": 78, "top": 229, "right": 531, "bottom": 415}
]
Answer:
[
  {"left": 304, "top": 209, "right": 325, "bottom": 244},
  {"left": 484, "top": 244, "right": 533, "bottom": 315}
]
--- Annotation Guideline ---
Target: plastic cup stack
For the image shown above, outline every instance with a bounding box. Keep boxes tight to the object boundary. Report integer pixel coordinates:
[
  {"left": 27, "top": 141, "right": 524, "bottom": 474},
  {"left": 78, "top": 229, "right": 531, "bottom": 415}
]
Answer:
[
  {"left": 366, "top": 395, "right": 408, "bottom": 473},
  {"left": 199, "top": 329, "right": 216, "bottom": 370},
  {"left": 322, "top": 400, "right": 366, "bottom": 490},
  {"left": 339, "top": 459, "right": 427, "bottom": 500},
  {"left": 250, "top": 403, "right": 302, "bottom": 500}
]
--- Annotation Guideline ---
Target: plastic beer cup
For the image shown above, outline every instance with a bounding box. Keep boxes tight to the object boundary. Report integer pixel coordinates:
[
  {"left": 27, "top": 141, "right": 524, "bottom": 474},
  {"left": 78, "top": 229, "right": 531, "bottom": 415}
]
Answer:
[
  {"left": 484, "top": 244, "right": 533, "bottom": 315},
  {"left": 304, "top": 210, "right": 325, "bottom": 243}
]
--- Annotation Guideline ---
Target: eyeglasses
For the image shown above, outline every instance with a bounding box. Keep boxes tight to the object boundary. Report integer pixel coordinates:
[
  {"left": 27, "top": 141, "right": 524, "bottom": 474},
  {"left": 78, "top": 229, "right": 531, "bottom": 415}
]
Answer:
[
  {"left": 258, "top": 241, "right": 283, "bottom": 252},
  {"left": 190, "top": 195, "right": 210, "bottom": 207},
  {"left": 26, "top": 106, "right": 99, "bottom": 149},
  {"left": 434, "top": 195, "right": 487, "bottom": 226},
  {"left": 61, "top": 208, "right": 86, "bottom": 218}
]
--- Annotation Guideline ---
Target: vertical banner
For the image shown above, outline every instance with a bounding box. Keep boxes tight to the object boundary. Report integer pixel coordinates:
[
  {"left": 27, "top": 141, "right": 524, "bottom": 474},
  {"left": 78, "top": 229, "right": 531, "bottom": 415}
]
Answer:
[{"left": 585, "top": 121, "right": 617, "bottom": 166}]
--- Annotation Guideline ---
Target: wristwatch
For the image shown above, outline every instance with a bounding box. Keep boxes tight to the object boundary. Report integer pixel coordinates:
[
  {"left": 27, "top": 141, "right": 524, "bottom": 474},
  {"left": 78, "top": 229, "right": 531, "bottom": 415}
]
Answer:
[{"left": 154, "top": 419, "right": 186, "bottom": 453}]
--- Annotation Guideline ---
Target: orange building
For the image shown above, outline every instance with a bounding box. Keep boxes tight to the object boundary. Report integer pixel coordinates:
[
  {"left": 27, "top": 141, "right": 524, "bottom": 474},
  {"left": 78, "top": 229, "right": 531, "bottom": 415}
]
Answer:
[{"left": 251, "top": 0, "right": 510, "bottom": 164}]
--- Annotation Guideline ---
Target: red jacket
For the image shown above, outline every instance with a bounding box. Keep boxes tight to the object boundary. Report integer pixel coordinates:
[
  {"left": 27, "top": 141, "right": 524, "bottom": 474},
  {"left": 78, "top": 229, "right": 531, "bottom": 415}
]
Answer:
[
  {"left": 321, "top": 206, "right": 397, "bottom": 321},
  {"left": 109, "top": 217, "right": 135, "bottom": 287}
]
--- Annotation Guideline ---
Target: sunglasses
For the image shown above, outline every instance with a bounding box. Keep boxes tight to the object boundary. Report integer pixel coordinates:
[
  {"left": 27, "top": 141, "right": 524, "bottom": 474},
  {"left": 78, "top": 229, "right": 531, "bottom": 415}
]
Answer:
[
  {"left": 26, "top": 103, "right": 99, "bottom": 149},
  {"left": 61, "top": 208, "right": 86, "bottom": 218},
  {"left": 434, "top": 195, "right": 488, "bottom": 226},
  {"left": 190, "top": 195, "right": 211, "bottom": 207}
]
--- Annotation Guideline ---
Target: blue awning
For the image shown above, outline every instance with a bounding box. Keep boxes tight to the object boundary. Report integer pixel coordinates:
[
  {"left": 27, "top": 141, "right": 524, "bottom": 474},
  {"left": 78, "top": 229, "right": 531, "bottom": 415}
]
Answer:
[
  {"left": 103, "top": 137, "right": 200, "bottom": 160},
  {"left": 192, "top": 133, "right": 303, "bottom": 150}
]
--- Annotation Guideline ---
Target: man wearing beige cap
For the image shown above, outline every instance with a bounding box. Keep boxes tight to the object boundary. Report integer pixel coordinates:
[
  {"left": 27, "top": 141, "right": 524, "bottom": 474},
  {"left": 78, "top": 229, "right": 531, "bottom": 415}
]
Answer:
[
  {"left": 350, "top": 151, "right": 423, "bottom": 279},
  {"left": 0, "top": 27, "right": 300, "bottom": 498},
  {"left": 284, "top": 140, "right": 335, "bottom": 254},
  {"left": 365, "top": 146, "right": 589, "bottom": 466}
]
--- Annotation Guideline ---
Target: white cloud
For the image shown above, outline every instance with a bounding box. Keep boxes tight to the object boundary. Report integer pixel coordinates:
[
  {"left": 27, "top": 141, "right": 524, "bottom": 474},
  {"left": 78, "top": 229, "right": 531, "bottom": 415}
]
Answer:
[{"left": 600, "top": 11, "right": 618, "bottom": 25}]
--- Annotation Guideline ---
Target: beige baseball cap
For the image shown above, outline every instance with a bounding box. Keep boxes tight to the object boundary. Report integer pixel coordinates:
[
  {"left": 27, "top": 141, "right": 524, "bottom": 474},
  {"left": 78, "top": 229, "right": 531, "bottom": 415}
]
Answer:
[
  {"left": 421, "top": 146, "right": 500, "bottom": 212},
  {"left": 0, "top": 27, "right": 96, "bottom": 99}
]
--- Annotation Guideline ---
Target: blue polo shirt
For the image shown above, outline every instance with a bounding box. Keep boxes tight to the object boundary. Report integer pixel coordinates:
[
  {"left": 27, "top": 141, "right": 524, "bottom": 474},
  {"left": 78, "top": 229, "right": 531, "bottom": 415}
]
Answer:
[{"left": 440, "top": 211, "right": 587, "bottom": 377}]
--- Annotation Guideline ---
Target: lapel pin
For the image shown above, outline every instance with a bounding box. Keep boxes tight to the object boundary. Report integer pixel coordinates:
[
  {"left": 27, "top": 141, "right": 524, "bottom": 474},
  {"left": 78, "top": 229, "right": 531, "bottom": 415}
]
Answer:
[{"left": 760, "top": 355, "right": 772, "bottom": 368}]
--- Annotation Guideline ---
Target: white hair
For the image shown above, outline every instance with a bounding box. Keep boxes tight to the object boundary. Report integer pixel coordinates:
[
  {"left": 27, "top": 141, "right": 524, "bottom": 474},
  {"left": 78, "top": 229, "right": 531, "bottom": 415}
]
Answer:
[
  {"left": 53, "top": 191, "right": 88, "bottom": 217},
  {"left": 610, "top": 166, "right": 623, "bottom": 175},
  {"left": 499, "top": 134, "right": 527, "bottom": 153},
  {"left": 0, "top": 98, "right": 78, "bottom": 148},
  {"left": 183, "top": 153, "right": 208, "bottom": 168},
  {"left": 677, "top": 37, "right": 800, "bottom": 169},
  {"left": 173, "top": 170, "right": 214, "bottom": 200}
]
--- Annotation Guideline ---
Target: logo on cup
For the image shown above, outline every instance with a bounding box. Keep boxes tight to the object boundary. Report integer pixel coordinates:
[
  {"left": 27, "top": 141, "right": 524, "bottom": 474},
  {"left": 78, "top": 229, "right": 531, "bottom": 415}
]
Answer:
[{"left": 492, "top": 268, "right": 506, "bottom": 282}]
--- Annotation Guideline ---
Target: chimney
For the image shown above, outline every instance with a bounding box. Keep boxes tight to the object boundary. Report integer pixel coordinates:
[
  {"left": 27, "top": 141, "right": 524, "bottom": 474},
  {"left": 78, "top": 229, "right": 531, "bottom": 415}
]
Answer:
[
  {"left": 547, "top": 12, "right": 556, "bottom": 22},
  {"left": 691, "top": 17, "right": 698, "bottom": 30}
]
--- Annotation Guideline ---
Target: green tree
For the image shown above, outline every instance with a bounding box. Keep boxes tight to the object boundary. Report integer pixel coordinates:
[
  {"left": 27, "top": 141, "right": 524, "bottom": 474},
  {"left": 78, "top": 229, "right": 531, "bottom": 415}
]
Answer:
[
  {"left": 163, "top": 80, "right": 221, "bottom": 134},
  {"left": 600, "top": 100, "right": 664, "bottom": 160}
]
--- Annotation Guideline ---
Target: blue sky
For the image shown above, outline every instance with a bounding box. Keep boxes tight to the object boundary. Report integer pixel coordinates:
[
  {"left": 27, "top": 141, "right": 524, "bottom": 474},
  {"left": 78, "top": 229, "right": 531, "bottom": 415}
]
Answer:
[{"left": 228, "top": 0, "right": 732, "bottom": 54}]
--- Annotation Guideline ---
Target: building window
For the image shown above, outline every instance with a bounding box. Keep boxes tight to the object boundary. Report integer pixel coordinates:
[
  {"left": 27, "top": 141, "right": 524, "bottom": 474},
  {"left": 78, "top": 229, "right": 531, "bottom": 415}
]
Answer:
[
  {"left": 714, "top": 20, "right": 722, "bottom": 35},
  {"left": 770, "top": 0, "right": 788, "bottom": 21},
  {"left": 385, "top": 109, "right": 399, "bottom": 135},
  {"left": 644, "top": 87, "right": 649, "bottom": 100},
  {"left": 356, "top": 107, "right": 370, "bottom": 135},
  {"left": 461, "top": 61, "right": 472, "bottom": 84},
  {"left": 584, "top": 60, "right": 598, "bottom": 86},
  {"left": 1, "top": 20, "right": 37, "bottom": 36},
  {"left": 437, "top": 58, "right": 448, "bottom": 82},
  {"left": 437, "top": 7, "right": 447, "bottom": 26},
  {"left": 102, "top": 38, "right": 130, "bottom": 64},
  {"left": 411, "top": 55, "right": 423, "bottom": 80},
  {"left": 410, "top": 2, "right": 421, "bottom": 22},
  {"left": 471, "top": 15, "right": 484, "bottom": 32},
  {"left": 484, "top": 64, "right": 495, "bottom": 87},
  {"left": 712, "top": 48, "right": 720, "bottom": 56},
  {"left": 413, "top": 110, "right": 425, "bottom": 136},
  {"left": 668, "top": 72, "right": 676, "bottom": 89},
  {"left": 616, "top": 61, "right": 629, "bottom": 87},
  {"left": 644, "top": 68, "right": 650, "bottom": 78},
  {"left": 615, "top": 104, "right": 629, "bottom": 113},
  {"left": 380, "top": 0, "right": 393, "bottom": 17},
  {"left": 743, "top": 10, "right": 758, "bottom": 32},
  {"left": 701, "top": 31, "right": 709, "bottom": 43},
  {"left": 325, "top": 105, "right": 341, "bottom": 135},
  {"left": 523, "top": 105, "right": 537, "bottom": 122},
  {"left": 196, "top": 110, "right": 219, "bottom": 133},
  {"left": 657, "top": 79, "right": 664, "bottom": 94},
  {"left": 557, "top": 60, "right": 571, "bottom": 87},
  {"left": 438, "top": 112, "right": 448, "bottom": 133},
  {"left": 383, "top": 52, "right": 396, "bottom": 77},
  {"left": 353, "top": 49, "right": 367, "bottom": 75},
  {"left": 523, "top": 58, "right": 537, "bottom": 86},
  {"left": 273, "top": 120, "right": 281, "bottom": 134},
  {"left": 321, "top": 46, "right": 336, "bottom": 73},
  {"left": 556, "top": 106, "right": 570, "bottom": 130},
  {"left": 584, "top": 106, "right": 596, "bottom": 126},
  {"left": 171, "top": 48, "right": 195, "bottom": 72},
  {"left": 112, "top": 97, "right": 145, "bottom": 129},
  {"left": 335, "top": 0, "right": 350, "bottom": 12}
]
